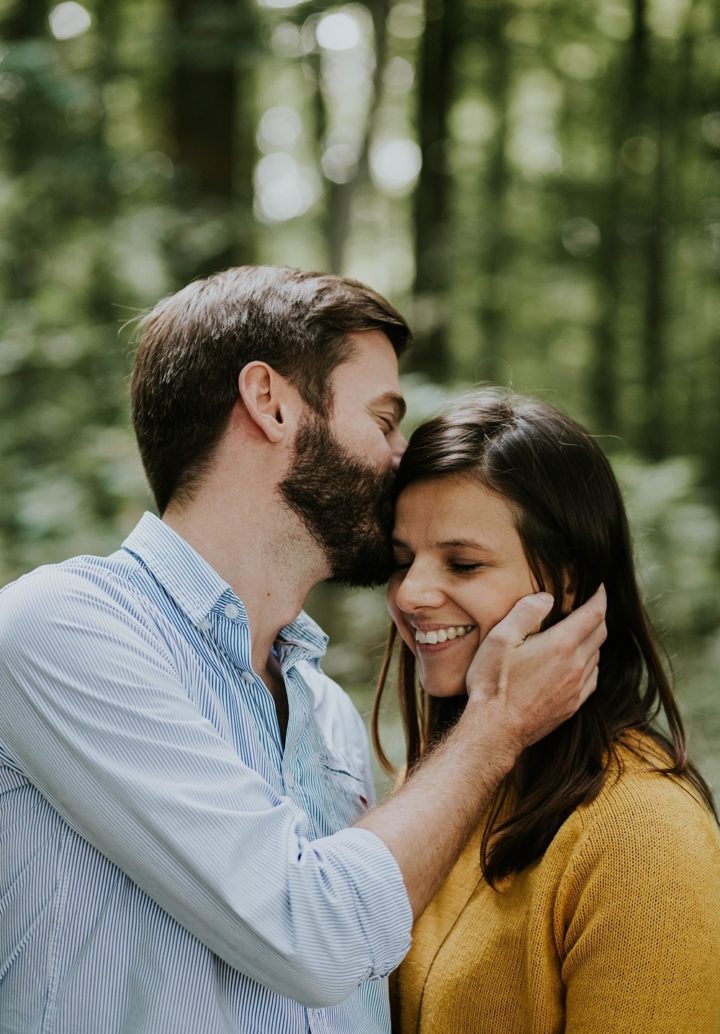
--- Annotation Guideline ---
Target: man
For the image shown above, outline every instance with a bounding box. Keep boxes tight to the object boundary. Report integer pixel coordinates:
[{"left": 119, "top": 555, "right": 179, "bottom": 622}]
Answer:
[{"left": 0, "top": 266, "right": 606, "bottom": 1033}]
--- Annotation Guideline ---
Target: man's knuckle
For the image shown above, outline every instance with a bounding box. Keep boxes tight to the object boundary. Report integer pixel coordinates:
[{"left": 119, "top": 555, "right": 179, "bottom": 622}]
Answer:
[{"left": 487, "top": 625, "right": 510, "bottom": 648}]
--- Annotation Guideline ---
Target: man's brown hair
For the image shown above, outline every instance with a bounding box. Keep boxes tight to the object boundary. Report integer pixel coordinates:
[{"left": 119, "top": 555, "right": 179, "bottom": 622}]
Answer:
[{"left": 130, "top": 265, "right": 411, "bottom": 513}]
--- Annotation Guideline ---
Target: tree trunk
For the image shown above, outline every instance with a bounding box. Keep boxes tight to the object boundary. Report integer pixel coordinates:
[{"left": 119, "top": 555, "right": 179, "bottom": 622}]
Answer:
[
  {"left": 1, "top": 0, "right": 51, "bottom": 296},
  {"left": 337, "top": 0, "right": 390, "bottom": 275},
  {"left": 166, "top": 0, "right": 256, "bottom": 283},
  {"left": 475, "top": 2, "right": 511, "bottom": 385},
  {"left": 631, "top": 0, "right": 670, "bottom": 460},
  {"left": 411, "top": 0, "right": 460, "bottom": 379},
  {"left": 589, "top": 0, "right": 650, "bottom": 435},
  {"left": 639, "top": 132, "right": 669, "bottom": 460}
]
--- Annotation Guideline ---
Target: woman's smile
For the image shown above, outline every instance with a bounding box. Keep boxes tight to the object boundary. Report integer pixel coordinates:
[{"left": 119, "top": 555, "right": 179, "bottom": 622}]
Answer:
[
  {"left": 387, "top": 476, "right": 537, "bottom": 697},
  {"left": 413, "top": 623, "right": 476, "bottom": 646}
]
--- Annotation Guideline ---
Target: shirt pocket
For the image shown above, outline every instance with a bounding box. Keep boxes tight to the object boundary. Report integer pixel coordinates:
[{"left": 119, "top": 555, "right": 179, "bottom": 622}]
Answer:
[{"left": 317, "top": 750, "right": 371, "bottom": 833}]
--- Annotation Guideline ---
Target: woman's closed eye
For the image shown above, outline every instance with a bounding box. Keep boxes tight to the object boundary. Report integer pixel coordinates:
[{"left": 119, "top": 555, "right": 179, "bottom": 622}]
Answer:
[{"left": 448, "top": 560, "right": 486, "bottom": 574}]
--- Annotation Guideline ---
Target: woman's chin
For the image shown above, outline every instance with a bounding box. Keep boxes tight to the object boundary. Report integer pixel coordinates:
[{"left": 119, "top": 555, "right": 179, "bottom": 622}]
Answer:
[{"left": 422, "top": 679, "right": 467, "bottom": 699}]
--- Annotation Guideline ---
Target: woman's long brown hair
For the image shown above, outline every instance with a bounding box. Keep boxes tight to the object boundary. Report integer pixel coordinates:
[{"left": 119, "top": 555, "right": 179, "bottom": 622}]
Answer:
[{"left": 372, "top": 389, "right": 718, "bottom": 886}]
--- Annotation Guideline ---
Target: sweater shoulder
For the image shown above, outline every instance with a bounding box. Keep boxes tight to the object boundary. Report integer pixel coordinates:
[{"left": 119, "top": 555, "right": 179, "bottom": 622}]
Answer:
[
  {"left": 549, "top": 735, "right": 720, "bottom": 896},
  {"left": 578, "top": 735, "right": 714, "bottom": 838}
]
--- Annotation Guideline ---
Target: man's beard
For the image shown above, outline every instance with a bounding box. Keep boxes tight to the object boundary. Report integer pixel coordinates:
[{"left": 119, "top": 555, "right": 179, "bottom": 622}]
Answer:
[{"left": 279, "top": 414, "right": 396, "bottom": 587}]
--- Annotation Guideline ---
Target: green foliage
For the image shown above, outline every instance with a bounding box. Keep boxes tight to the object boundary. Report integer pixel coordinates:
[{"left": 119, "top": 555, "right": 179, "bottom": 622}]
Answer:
[
  {"left": 617, "top": 455, "right": 720, "bottom": 637},
  {"left": 615, "top": 455, "right": 720, "bottom": 794},
  {"left": 0, "top": 0, "right": 718, "bottom": 787}
]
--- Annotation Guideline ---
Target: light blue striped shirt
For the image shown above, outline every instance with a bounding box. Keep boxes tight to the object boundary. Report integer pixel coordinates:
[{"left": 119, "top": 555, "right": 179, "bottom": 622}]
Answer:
[{"left": 0, "top": 513, "right": 412, "bottom": 1033}]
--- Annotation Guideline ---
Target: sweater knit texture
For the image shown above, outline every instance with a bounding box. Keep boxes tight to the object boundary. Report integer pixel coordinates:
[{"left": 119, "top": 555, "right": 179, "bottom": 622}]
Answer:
[{"left": 393, "top": 735, "right": 720, "bottom": 1034}]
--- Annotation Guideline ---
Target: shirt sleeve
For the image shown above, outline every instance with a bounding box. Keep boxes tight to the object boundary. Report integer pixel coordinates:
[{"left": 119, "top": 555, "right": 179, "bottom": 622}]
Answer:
[
  {"left": 0, "top": 563, "right": 412, "bottom": 1008},
  {"left": 557, "top": 774, "right": 720, "bottom": 1033}
]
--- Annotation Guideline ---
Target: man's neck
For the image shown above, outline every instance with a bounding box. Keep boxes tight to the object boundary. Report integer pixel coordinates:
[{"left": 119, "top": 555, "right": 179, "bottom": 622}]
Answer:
[{"left": 163, "top": 491, "right": 329, "bottom": 677}]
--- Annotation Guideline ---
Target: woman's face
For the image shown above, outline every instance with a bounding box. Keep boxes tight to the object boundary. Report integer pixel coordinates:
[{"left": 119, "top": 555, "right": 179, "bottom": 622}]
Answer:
[{"left": 388, "top": 476, "right": 538, "bottom": 698}]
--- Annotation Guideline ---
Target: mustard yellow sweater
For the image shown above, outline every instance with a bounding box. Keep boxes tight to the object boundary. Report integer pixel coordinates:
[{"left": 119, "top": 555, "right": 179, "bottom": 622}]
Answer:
[{"left": 393, "top": 737, "right": 720, "bottom": 1034}]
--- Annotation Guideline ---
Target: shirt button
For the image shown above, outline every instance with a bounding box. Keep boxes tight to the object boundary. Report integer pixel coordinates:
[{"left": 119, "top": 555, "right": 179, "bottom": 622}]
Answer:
[
  {"left": 285, "top": 772, "right": 295, "bottom": 789},
  {"left": 224, "top": 603, "right": 240, "bottom": 620},
  {"left": 239, "top": 672, "right": 254, "bottom": 686}
]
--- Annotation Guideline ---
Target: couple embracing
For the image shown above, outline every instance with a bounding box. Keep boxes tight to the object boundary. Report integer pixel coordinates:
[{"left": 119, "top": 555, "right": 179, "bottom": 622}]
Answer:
[{"left": 1, "top": 266, "right": 718, "bottom": 1033}]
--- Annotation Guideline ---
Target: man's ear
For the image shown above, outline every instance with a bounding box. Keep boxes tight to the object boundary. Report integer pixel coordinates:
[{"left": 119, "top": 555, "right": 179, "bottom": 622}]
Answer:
[{"left": 238, "top": 362, "right": 297, "bottom": 444}]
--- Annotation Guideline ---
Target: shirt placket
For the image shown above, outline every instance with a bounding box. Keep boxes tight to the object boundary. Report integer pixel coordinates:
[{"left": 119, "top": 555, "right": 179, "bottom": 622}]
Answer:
[
  {"left": 211, "top": 598, "right": 287, "bottom": 779},
  {"left": 278, "top": 651, "right": 317, "bottom": 824}
]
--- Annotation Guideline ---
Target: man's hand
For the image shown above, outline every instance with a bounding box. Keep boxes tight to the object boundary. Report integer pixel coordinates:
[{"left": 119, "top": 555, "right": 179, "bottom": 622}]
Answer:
[
  {"left": 465, "top": 584, "right": 607, "bottom": 754},
  {"left": 356, "top": 585, "right": 606, "bottom": 920}
]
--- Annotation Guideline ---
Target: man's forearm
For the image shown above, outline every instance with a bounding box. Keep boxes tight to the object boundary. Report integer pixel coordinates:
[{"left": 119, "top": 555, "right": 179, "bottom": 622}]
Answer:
[{"left": 355, "top": 697, "right": 516, "bottom": 918}]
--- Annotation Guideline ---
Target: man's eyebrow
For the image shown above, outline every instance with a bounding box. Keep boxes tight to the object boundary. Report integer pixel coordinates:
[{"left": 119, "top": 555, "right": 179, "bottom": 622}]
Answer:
[{"left": 372, "top": 392, "right": 407, "bottom": 422}]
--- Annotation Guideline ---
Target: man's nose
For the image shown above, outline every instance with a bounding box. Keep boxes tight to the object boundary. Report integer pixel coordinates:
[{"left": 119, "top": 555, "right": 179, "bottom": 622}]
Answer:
[{"left": 390, "top": 430, "right": 408, "bottom": 472}]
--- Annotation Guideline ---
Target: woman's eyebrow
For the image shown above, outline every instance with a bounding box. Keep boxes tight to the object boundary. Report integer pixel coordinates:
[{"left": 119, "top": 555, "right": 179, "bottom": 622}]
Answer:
[
  {"left": 437, "top": 538, "right": 492, "bottom": 550},
  {"left": 392, "top": 536, "right": 495, "bottom": 552}
]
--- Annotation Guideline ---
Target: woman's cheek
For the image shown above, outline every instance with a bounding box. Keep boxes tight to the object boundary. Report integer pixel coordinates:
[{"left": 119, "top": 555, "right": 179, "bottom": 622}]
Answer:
[
  {"left": 386, "top": 591, "right": 416, "bottom": 655},
  {"left": 402, "top": 623, "right": 418, "bottom": 654},
  {"left": 386, "top": 578, "right": 403, "bottom": 624}
]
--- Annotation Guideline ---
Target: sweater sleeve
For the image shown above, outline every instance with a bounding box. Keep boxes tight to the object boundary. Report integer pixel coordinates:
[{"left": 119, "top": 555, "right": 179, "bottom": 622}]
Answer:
[{"left": 556, "top": 772, "right": 720, "bottom": 1034}]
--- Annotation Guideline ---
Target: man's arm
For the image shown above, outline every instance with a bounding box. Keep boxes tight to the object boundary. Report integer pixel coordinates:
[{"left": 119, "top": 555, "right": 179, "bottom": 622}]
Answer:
[
  {"left": 356, "top": 586, "right": 606, "bottom": 918},
  {"left": 0, "top": 565, "right": 411, "bottom": 1007},
  {"left": 0, "top": 567, "right": 603, "bottom": 1004}
]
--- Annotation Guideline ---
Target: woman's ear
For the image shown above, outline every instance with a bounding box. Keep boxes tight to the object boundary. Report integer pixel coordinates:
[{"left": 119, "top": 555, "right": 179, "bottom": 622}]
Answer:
[
  {"left": 238, "top": 362, "right": 296, "bottom": 444},
  {"left": 561, "top": 567, "right": 577, "bottom": 615}
]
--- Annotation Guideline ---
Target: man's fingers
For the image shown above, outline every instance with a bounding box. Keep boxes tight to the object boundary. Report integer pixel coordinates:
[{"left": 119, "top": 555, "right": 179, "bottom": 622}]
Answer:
[
  {"left": 570, "top": 583, "right": 607, "bottom": 635},
  {"left": 466, "top": 583, "right": 606, "bottom": 732},
  {"left": 491, "top": 591, "right": 555, "bottom": 646},
  {"left": 578, "top": 650, "right": 601, "bottom": 704},
  {"left": 548, "top": 650, "right": 600, "bottom": 727},
  {"left": 542, "top": 583, "right": 607, "bottom": 653},
  {"left": 488, "top": 584, "right": 606, "bottom": 656},
  {"left": 583, "top": 621, "right": 607, "bottom": 658},
  {"left": 559, "top": 649, "right": 601, "bottom": 720}
]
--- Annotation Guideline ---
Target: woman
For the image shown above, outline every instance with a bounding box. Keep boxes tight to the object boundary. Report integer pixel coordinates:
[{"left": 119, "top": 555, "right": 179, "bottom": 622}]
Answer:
[{"left": 372, "top": 389, "right": 720, "bottom": 1034}]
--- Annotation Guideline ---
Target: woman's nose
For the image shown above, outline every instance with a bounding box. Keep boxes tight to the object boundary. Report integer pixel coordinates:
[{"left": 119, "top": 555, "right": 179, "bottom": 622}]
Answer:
[{"left": 393, "top": 563, "right": 444, "bottom": 613}]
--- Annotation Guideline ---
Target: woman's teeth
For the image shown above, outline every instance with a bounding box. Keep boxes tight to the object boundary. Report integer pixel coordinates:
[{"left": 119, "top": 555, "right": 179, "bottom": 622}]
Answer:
[{"left": 415, "top": 625, "right": 474, "bottom": 645}]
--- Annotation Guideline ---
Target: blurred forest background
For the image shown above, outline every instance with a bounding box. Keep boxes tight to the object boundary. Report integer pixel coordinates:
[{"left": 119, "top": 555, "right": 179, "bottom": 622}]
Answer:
[{"left": 1, "top": 0, "right": 718, "bottom": 792}]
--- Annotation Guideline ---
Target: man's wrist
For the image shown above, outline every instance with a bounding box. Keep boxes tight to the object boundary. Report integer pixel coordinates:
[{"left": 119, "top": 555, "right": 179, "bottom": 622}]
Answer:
[{"left": 453, "top": 696, "right": 522, "bottom": 780}]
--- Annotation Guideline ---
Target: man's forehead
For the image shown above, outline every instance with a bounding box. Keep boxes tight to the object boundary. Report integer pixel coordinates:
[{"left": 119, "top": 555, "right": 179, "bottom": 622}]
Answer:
[{"left": 330, "top": 330, "right": 405, "bottom": 410}]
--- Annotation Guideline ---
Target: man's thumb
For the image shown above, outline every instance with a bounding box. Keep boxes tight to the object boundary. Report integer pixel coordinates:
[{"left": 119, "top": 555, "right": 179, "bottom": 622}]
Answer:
[{"left": 502, "top": 592, "right": 554, "bottom": 641}]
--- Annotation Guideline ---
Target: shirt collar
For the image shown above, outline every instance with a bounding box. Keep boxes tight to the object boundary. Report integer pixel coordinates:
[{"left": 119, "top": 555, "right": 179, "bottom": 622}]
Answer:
[
  {"left": 122, "top": 512, "right": 228, "bottom": 624},
  {"left": 121, "top": 512, "right": 328, "bottom": 660}
]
